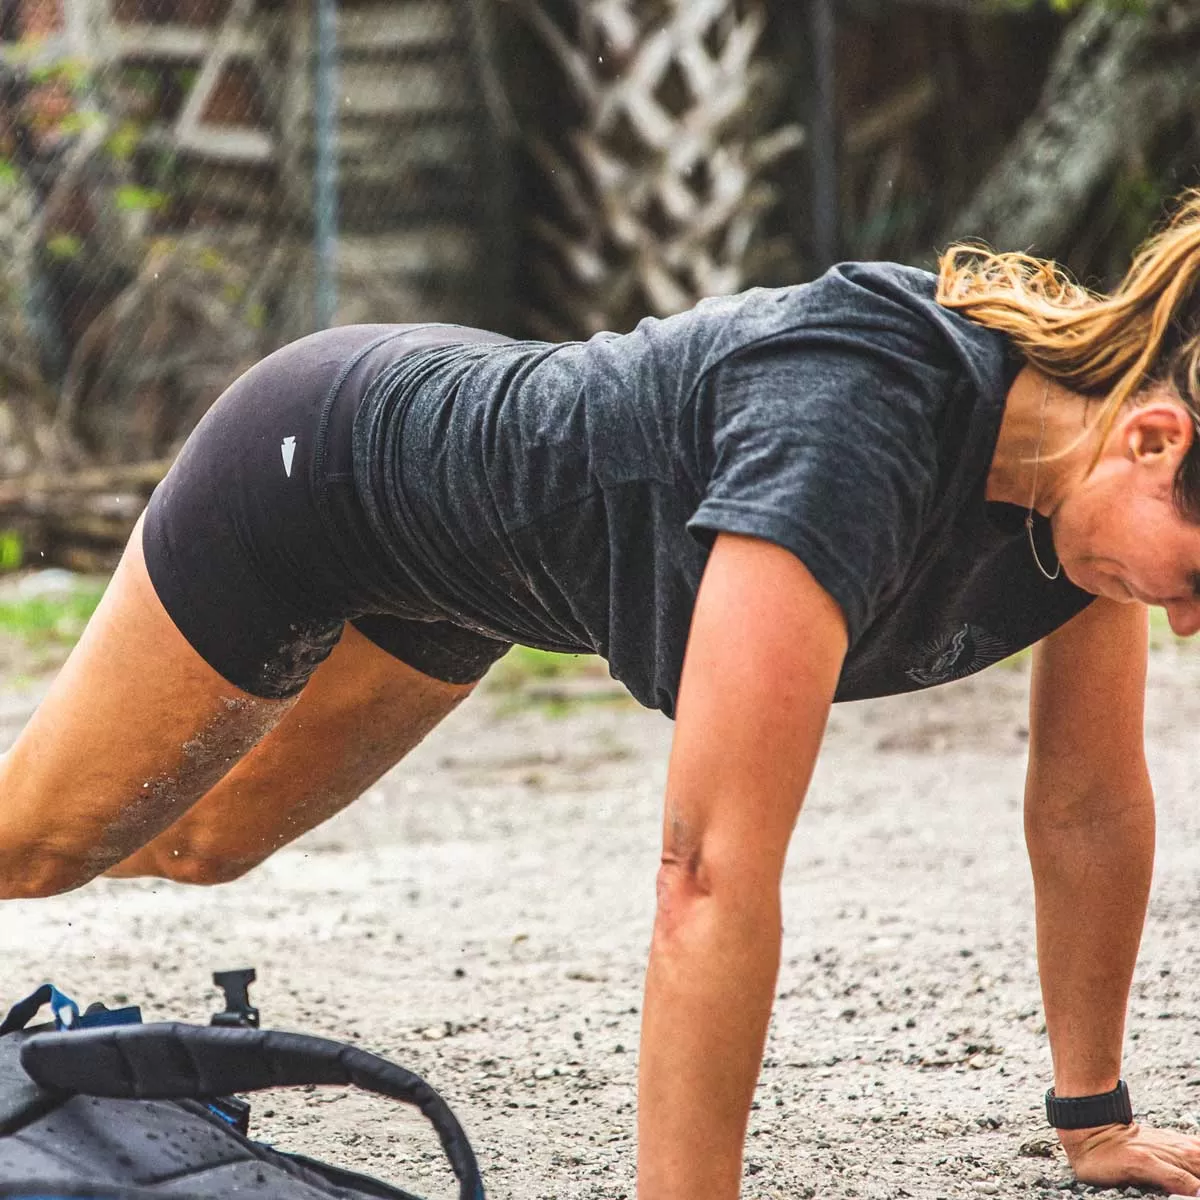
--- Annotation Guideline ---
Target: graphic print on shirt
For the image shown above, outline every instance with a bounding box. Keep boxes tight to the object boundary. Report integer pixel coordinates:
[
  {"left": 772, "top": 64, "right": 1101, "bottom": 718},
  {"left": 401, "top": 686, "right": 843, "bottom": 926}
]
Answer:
[
  {"left": 281, "top": 436, "right": 297, "bottom": 478},
  {"left": 904, "top": 623, "right": 1012, "bottom": 687}
]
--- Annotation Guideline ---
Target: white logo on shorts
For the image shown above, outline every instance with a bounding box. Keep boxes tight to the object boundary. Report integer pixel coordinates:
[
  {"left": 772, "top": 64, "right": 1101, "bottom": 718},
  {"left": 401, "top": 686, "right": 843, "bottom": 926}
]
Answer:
[{"left": 281, "top": 436, "right": 297, "bottom": 478}]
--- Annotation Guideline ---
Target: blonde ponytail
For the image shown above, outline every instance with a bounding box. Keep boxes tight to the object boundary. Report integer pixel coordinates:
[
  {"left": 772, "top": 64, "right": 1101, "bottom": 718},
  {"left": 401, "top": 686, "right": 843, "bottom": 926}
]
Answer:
[{"left": 936, "top": 190, "right": 1200, "bottom": 483}]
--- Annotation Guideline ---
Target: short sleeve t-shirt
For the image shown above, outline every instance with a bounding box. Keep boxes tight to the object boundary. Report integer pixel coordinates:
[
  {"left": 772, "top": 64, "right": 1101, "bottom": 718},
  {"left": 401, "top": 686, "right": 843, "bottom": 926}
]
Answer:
[{"left": 354, "top": 262, "right": 1095, "bottom": 716}]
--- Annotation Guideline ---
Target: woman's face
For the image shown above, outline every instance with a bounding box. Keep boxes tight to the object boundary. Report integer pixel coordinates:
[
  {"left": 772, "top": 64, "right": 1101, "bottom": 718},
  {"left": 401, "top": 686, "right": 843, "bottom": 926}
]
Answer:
[{"left": 1051, "top": 400, "right": 1200, "bottom": 636}]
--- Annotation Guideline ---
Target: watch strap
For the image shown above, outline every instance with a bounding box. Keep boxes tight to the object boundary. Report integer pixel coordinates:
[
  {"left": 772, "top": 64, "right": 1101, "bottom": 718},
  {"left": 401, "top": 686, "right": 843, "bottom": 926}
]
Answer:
[{"left": 1045, "top": 1079, "right": 1133, "bottom": 1129}]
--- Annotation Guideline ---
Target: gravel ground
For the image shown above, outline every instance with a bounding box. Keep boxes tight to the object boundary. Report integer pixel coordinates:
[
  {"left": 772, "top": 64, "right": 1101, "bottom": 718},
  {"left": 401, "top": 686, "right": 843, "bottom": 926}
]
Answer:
[{"left": 4, "top": 646, "right": 1200, "bottom": 1200}]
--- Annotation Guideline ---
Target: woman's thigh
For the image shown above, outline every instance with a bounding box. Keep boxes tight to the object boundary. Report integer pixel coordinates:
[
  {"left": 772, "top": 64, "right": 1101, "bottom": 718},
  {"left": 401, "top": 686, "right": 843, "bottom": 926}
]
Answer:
[
  {"left": 107, "top": 621, "right": 479, "bottom": 884},
  {"left": 0, "top": 513, "right": 295, "bottom": 896}
]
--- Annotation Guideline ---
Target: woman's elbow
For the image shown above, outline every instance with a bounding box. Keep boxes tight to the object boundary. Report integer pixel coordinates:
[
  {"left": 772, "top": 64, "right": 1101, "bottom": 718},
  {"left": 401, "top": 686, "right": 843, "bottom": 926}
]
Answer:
[
  {"left": 653, "top": 852, "right": 779, "bottom": 944},
  {"left": 654, "top": 852, "right": 713, "bottom": 930}
]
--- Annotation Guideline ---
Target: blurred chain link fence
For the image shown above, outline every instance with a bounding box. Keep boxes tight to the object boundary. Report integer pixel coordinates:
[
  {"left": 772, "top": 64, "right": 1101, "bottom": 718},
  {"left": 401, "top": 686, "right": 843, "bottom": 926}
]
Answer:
[
  {"left": 1, "top": 0, "right": 1174, "bottom": 573},
  {"left": 0, "top": 0, "right": 514, "bottom": 484}
]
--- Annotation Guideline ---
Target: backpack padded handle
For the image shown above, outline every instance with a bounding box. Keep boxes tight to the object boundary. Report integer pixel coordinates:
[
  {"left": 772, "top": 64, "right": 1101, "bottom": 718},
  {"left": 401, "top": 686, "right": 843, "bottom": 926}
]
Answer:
[{"left": 20, "top": 1023, "right": 484, "bottom": 1200}]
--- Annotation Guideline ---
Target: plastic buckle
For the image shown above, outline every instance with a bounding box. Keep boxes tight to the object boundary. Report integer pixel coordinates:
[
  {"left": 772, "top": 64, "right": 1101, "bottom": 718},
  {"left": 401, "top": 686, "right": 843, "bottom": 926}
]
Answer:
[{"left": 210, "top": 968, "right": 260, "bottom": 1028}]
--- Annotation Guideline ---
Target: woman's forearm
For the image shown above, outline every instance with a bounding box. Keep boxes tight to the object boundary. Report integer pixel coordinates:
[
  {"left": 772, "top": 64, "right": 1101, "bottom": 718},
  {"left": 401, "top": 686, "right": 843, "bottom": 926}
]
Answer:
[
  {"left": 1025, "top": 779, "right": 1154, "bottom": 1098},
  {"left": 635, "top": 534, "right": 845, "bottom": 1198},
  {"left": 638, "top": 865, "right": 782, "bottom": 1200}
]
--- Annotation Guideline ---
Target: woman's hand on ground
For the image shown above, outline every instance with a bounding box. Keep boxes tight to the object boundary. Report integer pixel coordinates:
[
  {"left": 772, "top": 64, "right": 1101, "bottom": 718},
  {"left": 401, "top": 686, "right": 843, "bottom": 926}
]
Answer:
[{"left": 1060, "top": 1122, "right": 1200, "bottom": 1195}]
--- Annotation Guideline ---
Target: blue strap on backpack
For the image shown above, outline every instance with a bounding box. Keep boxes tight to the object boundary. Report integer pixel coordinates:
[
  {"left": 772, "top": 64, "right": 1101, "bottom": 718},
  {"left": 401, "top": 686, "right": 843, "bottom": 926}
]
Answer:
[{"left": 0, "top": 986, "right": 143, "bottom": 1037}]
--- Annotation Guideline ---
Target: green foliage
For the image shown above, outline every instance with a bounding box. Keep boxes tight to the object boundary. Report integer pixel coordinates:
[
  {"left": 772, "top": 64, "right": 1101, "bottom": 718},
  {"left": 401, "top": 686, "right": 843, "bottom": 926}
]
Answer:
[
  {"left": 114, "top": 184, "right": 168, "bottom": 213},
  {"left": 486, "top": 647, "right": 629, "bottom": 716},
  {"left": 28, "top": 56, "right": 90, "bottom": 90},
  {"left": 105, "top": 122, "right": 142, "bottom": 163},
  {"left": 198, "top": 247, "right": 227, "bottom": 272},
  {"left": 54, "top": 111, "right": 103, "bottom": 137},
  {"left": 500, "top": 646, "right": 581, "bottom": 680},
  {"left": 45, "top": 233, "right": 83, "bottom": 260},
  {"left": 5, "top": 43, "right": 176, "bottom": 243},
  {"left": 0, "top": 532, "right": 23, "bottom": 571},
  {"left": 0, "top": 583, "right": 105, "bottom": 646}
]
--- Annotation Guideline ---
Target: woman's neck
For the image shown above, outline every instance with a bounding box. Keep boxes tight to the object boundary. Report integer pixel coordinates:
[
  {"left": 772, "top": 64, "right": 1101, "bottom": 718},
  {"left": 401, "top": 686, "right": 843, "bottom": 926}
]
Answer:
[{"left": 988, "top": 366, "right": 1094, "bottom": 516}]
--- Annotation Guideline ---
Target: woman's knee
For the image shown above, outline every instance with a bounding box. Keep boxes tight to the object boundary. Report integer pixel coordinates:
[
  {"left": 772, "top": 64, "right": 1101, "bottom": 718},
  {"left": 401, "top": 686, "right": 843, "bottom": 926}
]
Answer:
[
  {"left": 0, "top": 839, "right": 90, "bottom": 899},
  {"left": 156, "top": 844, "right": 263, "bottom": 886}
]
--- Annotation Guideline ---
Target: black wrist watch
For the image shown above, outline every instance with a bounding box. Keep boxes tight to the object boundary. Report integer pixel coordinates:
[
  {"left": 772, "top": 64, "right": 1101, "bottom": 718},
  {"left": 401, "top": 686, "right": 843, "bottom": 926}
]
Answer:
[{"left": 1045, "top": 1079, "right": 1133, "bottom": 1130}]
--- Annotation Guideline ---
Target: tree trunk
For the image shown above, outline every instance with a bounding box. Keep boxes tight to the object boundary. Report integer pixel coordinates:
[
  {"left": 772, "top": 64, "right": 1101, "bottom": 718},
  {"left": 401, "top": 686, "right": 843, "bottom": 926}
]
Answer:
[
  {"left": 0, "top": 460, "right": 168, "bottom": 572},
  {"left": 940, "top": 0, "right": 1200, "bottom": 254}
]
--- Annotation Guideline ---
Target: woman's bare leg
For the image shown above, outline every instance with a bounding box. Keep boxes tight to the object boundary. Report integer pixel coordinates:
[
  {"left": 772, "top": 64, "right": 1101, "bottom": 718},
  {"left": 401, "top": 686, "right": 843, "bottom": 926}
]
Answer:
[
  {"left": 0, "top": 515, "right": 294, "bottom": 898},
  {"left": 106, "top": 622, "right": 476, "bottom": 885}
]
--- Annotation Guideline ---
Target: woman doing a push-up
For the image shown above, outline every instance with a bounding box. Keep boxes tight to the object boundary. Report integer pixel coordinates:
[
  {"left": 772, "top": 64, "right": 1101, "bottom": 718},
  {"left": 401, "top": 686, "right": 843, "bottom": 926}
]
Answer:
[{"left": 7, "top": 193, "right": 1200, "bottom": 1197}]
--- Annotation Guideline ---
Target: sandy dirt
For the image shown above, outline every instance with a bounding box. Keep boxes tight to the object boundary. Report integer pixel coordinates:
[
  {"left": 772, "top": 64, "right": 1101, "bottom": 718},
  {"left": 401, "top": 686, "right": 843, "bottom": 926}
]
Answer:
[{"left": 4, "top": 645, "right": 1200, "bottom": 1200}]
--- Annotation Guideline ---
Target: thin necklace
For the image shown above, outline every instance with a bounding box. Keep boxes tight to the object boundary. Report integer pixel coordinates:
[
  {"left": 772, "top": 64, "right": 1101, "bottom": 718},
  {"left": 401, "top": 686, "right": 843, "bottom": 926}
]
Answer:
[{"left": 1025, "top": 379, "right": 1061, "bottom": 581}]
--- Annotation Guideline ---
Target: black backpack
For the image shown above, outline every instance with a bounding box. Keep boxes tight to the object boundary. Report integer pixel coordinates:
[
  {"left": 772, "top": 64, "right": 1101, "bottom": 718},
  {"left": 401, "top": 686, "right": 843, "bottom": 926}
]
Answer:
[{"left": 0, "top": 971, "right": 485, "bottom": 1200}]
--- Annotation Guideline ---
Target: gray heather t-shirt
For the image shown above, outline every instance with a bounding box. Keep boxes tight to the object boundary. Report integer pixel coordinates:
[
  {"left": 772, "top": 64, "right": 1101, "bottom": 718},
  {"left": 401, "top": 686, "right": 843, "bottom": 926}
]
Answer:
[{"left": 354, "top": 262, "right": 1094, "bottom": 716}]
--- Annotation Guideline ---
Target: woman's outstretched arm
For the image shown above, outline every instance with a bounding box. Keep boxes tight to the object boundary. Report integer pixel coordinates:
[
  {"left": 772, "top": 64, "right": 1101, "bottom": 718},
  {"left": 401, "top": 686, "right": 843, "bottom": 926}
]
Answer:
[
  {"left": 1028, "top": 596, "right": 1200, "bottom": 1195},
  {"left": 638, "top": 532, "right": 848, "bottom": 1200}
]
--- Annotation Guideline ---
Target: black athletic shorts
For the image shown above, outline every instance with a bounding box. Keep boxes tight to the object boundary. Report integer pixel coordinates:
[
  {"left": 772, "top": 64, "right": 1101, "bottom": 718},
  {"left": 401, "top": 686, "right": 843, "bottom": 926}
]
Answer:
[{"left": 143, "top": 324, "right": 516, "bottom": 699}]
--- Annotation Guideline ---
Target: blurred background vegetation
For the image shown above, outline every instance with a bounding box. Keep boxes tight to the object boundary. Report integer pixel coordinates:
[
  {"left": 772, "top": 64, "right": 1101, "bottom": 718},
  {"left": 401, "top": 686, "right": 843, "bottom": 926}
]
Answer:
[{"left": 0, "top": 0, "right": 1196, "bottom": 676}]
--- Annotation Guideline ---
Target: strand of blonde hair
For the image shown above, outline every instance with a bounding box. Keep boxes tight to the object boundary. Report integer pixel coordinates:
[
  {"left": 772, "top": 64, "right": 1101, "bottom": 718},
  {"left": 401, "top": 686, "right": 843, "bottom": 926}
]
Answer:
[{"left": 936, "top": 189, "right": 1200, "bottom": 466}]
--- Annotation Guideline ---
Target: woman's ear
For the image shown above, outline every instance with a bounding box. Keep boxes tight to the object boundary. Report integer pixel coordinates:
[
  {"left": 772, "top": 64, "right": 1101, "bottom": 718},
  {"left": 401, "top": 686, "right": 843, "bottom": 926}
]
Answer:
[{"left": 1121, "top": 400, "right": 1194, "bottom": 467}]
